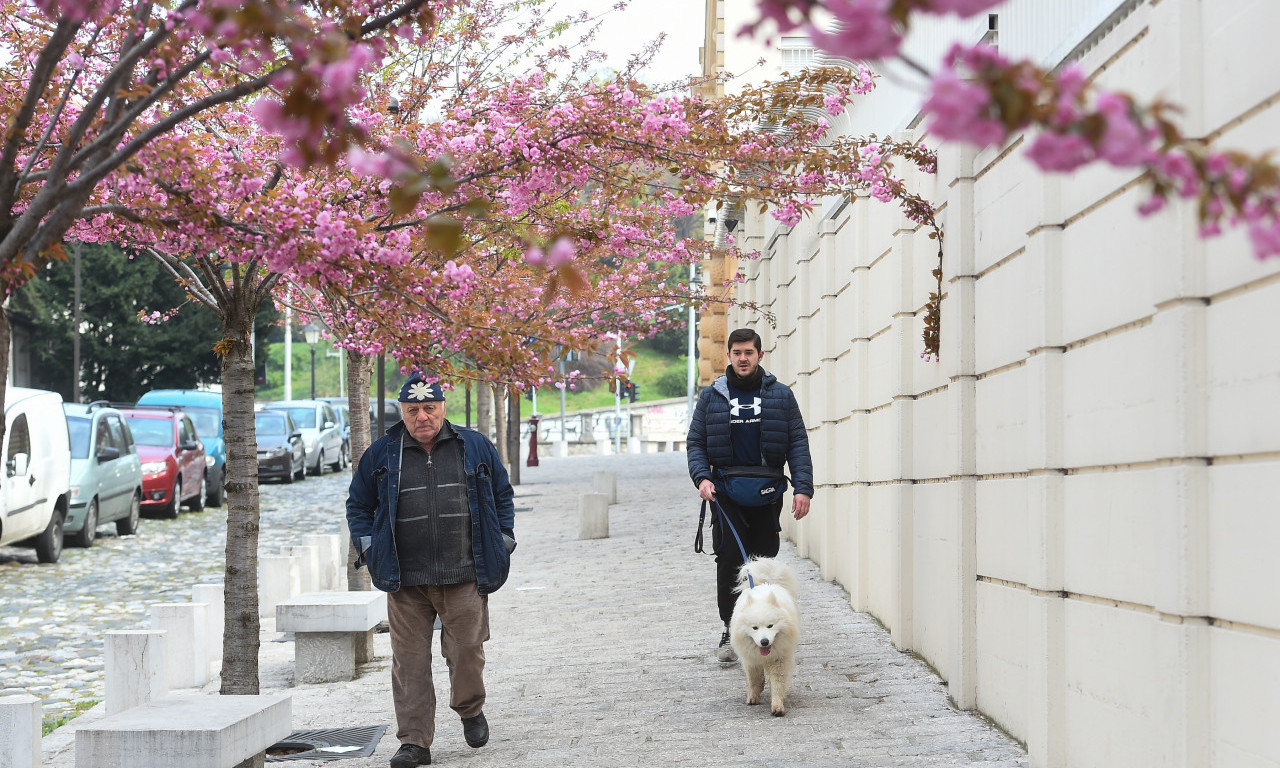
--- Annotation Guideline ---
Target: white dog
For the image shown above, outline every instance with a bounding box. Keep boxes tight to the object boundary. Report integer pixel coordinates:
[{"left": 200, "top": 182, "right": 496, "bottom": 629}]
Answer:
[{"left": 728, "top": 557, "right": 800, "bottom": 716}]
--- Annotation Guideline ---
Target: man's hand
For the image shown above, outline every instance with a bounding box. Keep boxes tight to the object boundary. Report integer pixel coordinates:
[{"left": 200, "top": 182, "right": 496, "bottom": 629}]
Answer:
[
  {"left": 792, "top": 493, "right": 811, "bottom": 520},
  {"left": 698, "top": 479, "right": 717, "bottom": 502}
]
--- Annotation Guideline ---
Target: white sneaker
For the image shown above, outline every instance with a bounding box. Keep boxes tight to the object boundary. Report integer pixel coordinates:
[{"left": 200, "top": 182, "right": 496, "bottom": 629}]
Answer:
[{"left": 716, "top": 629, "right": 737, "bottom": 662}]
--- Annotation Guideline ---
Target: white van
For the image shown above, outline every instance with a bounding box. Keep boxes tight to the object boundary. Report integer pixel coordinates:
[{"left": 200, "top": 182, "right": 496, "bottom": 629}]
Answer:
[{"left": 0, "top": 387, "right": 71, "bottom": 563}]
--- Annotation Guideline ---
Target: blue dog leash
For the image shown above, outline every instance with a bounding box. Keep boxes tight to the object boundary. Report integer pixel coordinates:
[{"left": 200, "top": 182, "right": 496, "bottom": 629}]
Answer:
[{"left": 698, "top": 497, "right": 755, "bottom": 589}]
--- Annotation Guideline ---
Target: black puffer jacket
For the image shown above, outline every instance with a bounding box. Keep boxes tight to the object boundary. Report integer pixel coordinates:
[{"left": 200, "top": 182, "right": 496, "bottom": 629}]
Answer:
[{"left": 686, "top": 369, "right": 814, "bottom": 497}]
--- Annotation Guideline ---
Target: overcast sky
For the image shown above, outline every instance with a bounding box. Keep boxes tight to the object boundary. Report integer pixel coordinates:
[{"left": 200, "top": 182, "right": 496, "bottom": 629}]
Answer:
[{"left": 546, "top": 0, "right": 705, "bottom": 86}]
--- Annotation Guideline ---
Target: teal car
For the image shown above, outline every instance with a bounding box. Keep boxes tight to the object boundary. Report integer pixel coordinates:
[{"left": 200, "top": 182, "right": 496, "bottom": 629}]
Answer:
[
  {"left": 136, "top": 389, "right": 224, "bottom": 506},
  {"left": 63, "top": 402, "right": 144, "bottom": 546}
]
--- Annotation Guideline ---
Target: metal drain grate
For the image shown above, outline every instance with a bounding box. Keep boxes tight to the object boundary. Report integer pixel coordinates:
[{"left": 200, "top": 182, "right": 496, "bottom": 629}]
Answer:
[{"left": 266, "top": 725, "right": 388, "bottom": 762}]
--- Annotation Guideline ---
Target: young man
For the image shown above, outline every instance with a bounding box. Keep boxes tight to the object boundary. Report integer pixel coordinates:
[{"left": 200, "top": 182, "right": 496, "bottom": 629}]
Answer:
[
  {"left": 347, "top": 372, "right": 517, "bottom": 767},
  {"left": 686, "top": 328, "right": 813, "bottom": 662}
]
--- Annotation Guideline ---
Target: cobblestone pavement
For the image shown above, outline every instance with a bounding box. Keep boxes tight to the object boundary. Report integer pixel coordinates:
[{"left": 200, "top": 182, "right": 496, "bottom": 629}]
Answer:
[
  {"left": 34, "top": 451, "right": 1029, "bottom": 767},
  {"left": 0, "top": 465, "right": 353, "bottom": 727}
]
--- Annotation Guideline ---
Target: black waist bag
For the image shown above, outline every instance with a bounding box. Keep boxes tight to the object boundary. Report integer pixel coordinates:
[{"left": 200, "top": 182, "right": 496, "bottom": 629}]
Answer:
[{"left": 715, "top": 465, "right": 789, "bottom": 508}]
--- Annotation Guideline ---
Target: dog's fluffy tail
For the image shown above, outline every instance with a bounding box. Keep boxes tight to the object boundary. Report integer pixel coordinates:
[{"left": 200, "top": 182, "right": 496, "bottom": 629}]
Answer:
[{"left": 736, "top": 557, "right": 798, "bottom": 598}]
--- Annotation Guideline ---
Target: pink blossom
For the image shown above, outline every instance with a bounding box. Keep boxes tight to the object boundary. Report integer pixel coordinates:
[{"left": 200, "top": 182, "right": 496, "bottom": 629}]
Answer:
[
  {"left": 1026, "top": 130, "right": 1094, "bottom": 172},
  {"left": 807, "top": 0, "right": 902, "bottom": 60},
  {"left": 922, "top": 70, "right": 1007, "bottom": 148}
]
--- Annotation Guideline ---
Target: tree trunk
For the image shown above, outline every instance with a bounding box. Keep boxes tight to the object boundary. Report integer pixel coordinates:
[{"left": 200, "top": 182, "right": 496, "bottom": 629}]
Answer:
[
  {"left": 493, "top": 384, "right": 507, "bottom": 464},
  {"left": 219, "top": 305, "right": 262, "bottom": 695},
  {"left": 507, "top": 388, "right": 521, "bottom": 485},
  {"left": 0, "top": 306, "right": 10, "bottom": 451},
  {"left": 476, "top": 381, "right": 491, "bottom": 441},
  {"left": 345, "top": 350, "right": 373, "bottom": 593}
]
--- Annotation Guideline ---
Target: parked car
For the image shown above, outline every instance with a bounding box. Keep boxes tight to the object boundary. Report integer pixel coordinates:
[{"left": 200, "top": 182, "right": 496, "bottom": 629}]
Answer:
[
  {"left": 63, "top": 402, "right": 144, "bottom": 546},
  {"left": 0, "top": 387, "right": 71, "bottom": 563},
  {"left": 261, "top": 400, "right": 344, "bottom": 476},
  {"left": 119, "top": 406, "right": 207, "bottom": 519},
  {"left": 136, "top": 389, "right": 225, "bottom": 507},
  {"left": 255, "top": 410, "right": 306, "bottom": 483},
  {"left": 317, "top": 397, "right": 351, "bottom": 467}
]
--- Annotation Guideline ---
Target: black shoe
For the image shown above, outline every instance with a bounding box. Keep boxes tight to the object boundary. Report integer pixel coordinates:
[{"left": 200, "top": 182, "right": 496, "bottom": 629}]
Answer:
[
  {"left": 462, "top": 712, "right": 489, "bottom": 748},
  {"left": 390, "top": 743, "right": 431, "bottom": 767},
  {"left": 716, "top": 629, "right": 737, "bottom": 663}
]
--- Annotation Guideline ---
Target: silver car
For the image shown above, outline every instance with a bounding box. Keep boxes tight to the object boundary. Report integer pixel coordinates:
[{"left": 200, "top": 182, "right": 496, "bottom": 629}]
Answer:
[{"left": 261, "top": 400, "right": 344, "bottom": 476}]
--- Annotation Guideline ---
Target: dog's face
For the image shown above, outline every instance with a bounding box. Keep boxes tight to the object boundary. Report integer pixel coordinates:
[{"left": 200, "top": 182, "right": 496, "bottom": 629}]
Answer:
[{"left": 738, "top": 592, "right": 791, "bottom": 657}]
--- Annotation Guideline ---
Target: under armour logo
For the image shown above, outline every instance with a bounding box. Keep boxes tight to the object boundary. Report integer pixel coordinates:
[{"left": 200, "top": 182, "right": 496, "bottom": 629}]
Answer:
[{"left": 729, "top": 397, "right": 762, "bottom": 417}]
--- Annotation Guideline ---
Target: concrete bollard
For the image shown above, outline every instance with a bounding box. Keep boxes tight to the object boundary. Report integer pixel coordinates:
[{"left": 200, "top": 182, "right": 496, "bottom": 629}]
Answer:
[
  {"left": 259, "top": 555, "right": 301, "bottom": 619},
  {"left": 593, "top": 470, "right": 618, "bottom": 504},
  {"left": 191, "top": 584, "right": 223, "bottom": 673},
  {"left": 104, "top": 630, "right": 167, "bottom": 715},
  {"left": 627, "top": 436, "right": 641, "bottom": 454},
  {"left": 0, "top": 694, "right": 41, "bottom": 768},
  {"left": 595, "top": 440, "right": 611, "bottom": 456},
  {"left": 554, "top": 440, "right": 569, "bottom": 458},
  {"left": 579, "top": 493, "right": 610, "bottom": 540},
  {"left": 284, "top": 545, "right": 321, "bottom": 595},
  {"left": 303, "top": 534, "right": 343, "bottom": 591},
  {"left": 149, "top": 603, "right": 209, "bottom": 689}
]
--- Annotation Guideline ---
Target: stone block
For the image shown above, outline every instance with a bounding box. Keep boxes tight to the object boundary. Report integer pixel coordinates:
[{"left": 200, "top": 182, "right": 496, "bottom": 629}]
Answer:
[
  {"left": 74, "top": 693, "right": 291, "bottom": 768},
  {"left": 259, "top": 555, "right": 300, "bottom": 619},
  {"left": 149, "top": 603, "right": 209, "bottom": 690},
  {"left": 303, "top": 534, "right": 343, "bottom": 591},
  {"left": 104, "top": 630, "right": 166, "bottom": 716},
  {"left": 579, "top": 493, "right": 609, "bottom": 540},
  {"left": 0, "top": 694, "right": 40, "bottom": 768},
  {"left": 283, "top": 545, "right": 321, "bottom": 594},
  {"left": 592, "top": 470, "right": 617, "bottom": 504},
  {"left": 276, "top": 591, "right": 387, "bottom": 684},
  {"left": 191, "top": 583, "right": 224, "bottom": 672}
]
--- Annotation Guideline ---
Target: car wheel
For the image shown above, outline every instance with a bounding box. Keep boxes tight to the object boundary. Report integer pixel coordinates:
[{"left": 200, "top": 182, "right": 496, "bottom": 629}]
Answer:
[
  {"left": 283, "top": 458, "right": 296, "bottom": 484},
  {"left": 117, "top": 492, "right": 141, "bottom": 536},
  {"left": 161, "top": 477, "right": 181, "bottom": 519},
  {"left": 310, "top": 450, "right": 324, "bottom": 476},
  {"left": 187, "top": 473, "right": 206, "bottom": 511},
  {"left": 207, "top": 468, "right": 225, "bottom": 507},
  {"left": 69, "top": 499, "right": 98, "bottom": 548},
  {"left": 35, "top": 508, "right": 65, "bottom": 564}
]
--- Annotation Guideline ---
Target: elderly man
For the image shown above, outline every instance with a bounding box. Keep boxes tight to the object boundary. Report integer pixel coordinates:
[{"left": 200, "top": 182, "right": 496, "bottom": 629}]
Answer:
[{"left": 347, "top": 372, "right": 516, "bottom": 768}]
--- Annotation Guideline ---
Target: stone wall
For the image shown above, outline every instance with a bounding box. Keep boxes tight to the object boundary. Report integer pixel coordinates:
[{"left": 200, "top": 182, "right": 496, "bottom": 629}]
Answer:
[{"left": 728, "top": 2, "right": 1280, "bottom": 766}]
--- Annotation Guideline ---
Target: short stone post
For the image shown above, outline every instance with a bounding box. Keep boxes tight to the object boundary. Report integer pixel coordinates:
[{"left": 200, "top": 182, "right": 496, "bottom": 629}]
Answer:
[
  {"left": 303, "top": 534, "right": 343, "bottom": 591},
  {"left": 554, "top": 440, "right": 569, "bottom": 457},
  {"left": 593, "top": 470, "right": 618, "bottom": 504},
  {"left": 0, "top": 694, "right": 41, "bottom": 768},
  {"left": 191, "top": 584, "right": 224, "bottom": 673},
  {"left": 284, "top": 545, "right": 321, "bottom": 594},
  {"left": 104, "top": 630, "right": 166, "bottom": 715},
  {"left": 579, "top": 493, "right": 609, "bottom": 540},
  {"left": 596, "top": 439, "right": 611, "bottom": 456},
  {"left": 259, "top": 555, "right": 301, "bottom": 619},
  {"left": 149, "top": 603, "right": 209, "bottom": 689}
]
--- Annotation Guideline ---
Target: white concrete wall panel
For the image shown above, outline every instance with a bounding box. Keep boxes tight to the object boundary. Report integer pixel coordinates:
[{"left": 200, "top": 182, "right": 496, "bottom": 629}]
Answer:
[
  {"left": 1060, "top": 192, "right": 1158, "bottom": 343},
  {"left": 1208, "top": 462, "right": 1280, "bottom": 629},
  {"left": 972, "top": 161, "right": 1038, "bottom": 274},
  {"left": 1210, "top": 628, "right": 1280, "bottom": 768},
  {"left": 1205, "top": 287, "right": 1280, "bottom": 456},
  {"left": 974, "top": 256, "right": 1035, "bottom": 373},
  {"left": 1061, "top": 472, "right": 1161, "bottom": 605},
  {"left": 1062, "top": 601, "right": 1166, "bottom": 768},
  {"left": 911, "top": 390, "right": 954, "bottom": 480},
  {"left": 974, "top": 368, "right": 1029, "bottom": 475},
  {"left": 912, "top": 484, "right": 960, "bottom": 679},
  {"left": 863, "top": 486, "right": 901, "bottom": 621},
  {"left": 1200, "top": 110, "right": 1280, "bottom": 295},
  {"left": 1199, "top": 0, "right": 1280, "bottom": 125},
  {"left": 1061, "top": 333, "right": 1170, "bottom": 467},
  {"left": 975, "top": 581, "right": 1029, "bottom": 738},
  {"left": 975, "top": 479, "right": 1028, "bottom": 585}
]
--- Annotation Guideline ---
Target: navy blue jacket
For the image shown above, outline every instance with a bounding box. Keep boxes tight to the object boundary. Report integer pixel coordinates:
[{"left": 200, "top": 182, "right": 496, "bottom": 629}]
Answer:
[
  {"left": 686, "top": 369, "right": 814, "bottom": 497},
  {"left": 346, "top": 420, "right": 515, "bottom": 595}
]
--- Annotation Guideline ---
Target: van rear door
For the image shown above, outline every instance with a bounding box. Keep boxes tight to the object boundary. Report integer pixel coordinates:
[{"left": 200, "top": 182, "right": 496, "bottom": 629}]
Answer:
[{"left": 2, "top": 412, "right": 42, "bottom": 542}]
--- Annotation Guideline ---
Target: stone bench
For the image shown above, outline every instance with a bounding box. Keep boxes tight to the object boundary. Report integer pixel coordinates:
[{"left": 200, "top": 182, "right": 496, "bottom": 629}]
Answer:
[
  {"left": 276, "top": 591, "right": 387, "bottom": 683},
  {"left": 74, "top": 693, "right": 291, "bottom": 768}
]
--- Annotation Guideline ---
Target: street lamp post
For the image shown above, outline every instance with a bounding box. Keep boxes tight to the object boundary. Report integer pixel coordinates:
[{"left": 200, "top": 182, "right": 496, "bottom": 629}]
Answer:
[{"left": 303, "top": 322, "right": 321, "bottom": 399}]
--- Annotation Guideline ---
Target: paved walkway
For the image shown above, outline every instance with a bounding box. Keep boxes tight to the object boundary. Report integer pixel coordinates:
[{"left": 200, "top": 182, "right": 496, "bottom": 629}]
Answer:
[{"left": 44, "top": 451, "right": 1028, "bottom": 767}]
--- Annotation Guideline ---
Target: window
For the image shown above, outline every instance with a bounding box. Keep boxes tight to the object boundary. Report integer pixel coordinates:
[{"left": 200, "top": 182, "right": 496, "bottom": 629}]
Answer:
[
  {"left": 96, "top": 417, "right": 114, "bottom": 453},
  {"left": 107, "top": 416, "right": 130, "bottom": 454},
  {"left": 7, "top": 414, "right": 30, "bottom": 467},
  {"left": 125, "top": 416, "right": 172, "bottom": 447},
  {"left": 780, "top": 36, "right": 815, "bottom": 71},
  {"left": 68, "top": 417, "right": 91, "bottom": 459}
]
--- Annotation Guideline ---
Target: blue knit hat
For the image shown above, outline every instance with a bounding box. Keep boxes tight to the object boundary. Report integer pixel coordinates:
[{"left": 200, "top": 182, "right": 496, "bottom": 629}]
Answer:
[{"left": 398, "top": 372, "right": 445, "bottom": 403}]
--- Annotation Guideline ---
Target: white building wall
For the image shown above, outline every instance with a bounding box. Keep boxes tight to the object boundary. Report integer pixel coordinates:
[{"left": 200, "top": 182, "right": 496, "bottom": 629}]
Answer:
[{"left": 726, "top": 1, "right": 1280, "bottom": 766}]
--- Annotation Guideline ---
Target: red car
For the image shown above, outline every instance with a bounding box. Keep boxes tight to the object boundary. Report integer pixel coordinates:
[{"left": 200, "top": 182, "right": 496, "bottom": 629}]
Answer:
[{"left": 119, "top": 406, "right": 208, "bottom": 519}]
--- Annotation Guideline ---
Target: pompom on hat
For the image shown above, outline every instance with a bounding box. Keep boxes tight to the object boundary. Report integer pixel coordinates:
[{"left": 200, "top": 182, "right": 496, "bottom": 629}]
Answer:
[{"left": 398, "top": 372, "right": 445, "bottom": 403}]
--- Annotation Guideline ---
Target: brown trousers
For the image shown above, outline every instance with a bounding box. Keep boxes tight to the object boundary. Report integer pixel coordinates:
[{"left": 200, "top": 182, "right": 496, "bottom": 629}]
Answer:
[{"left": 387, "top": 582, "right": 489, "bottom": 747}]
